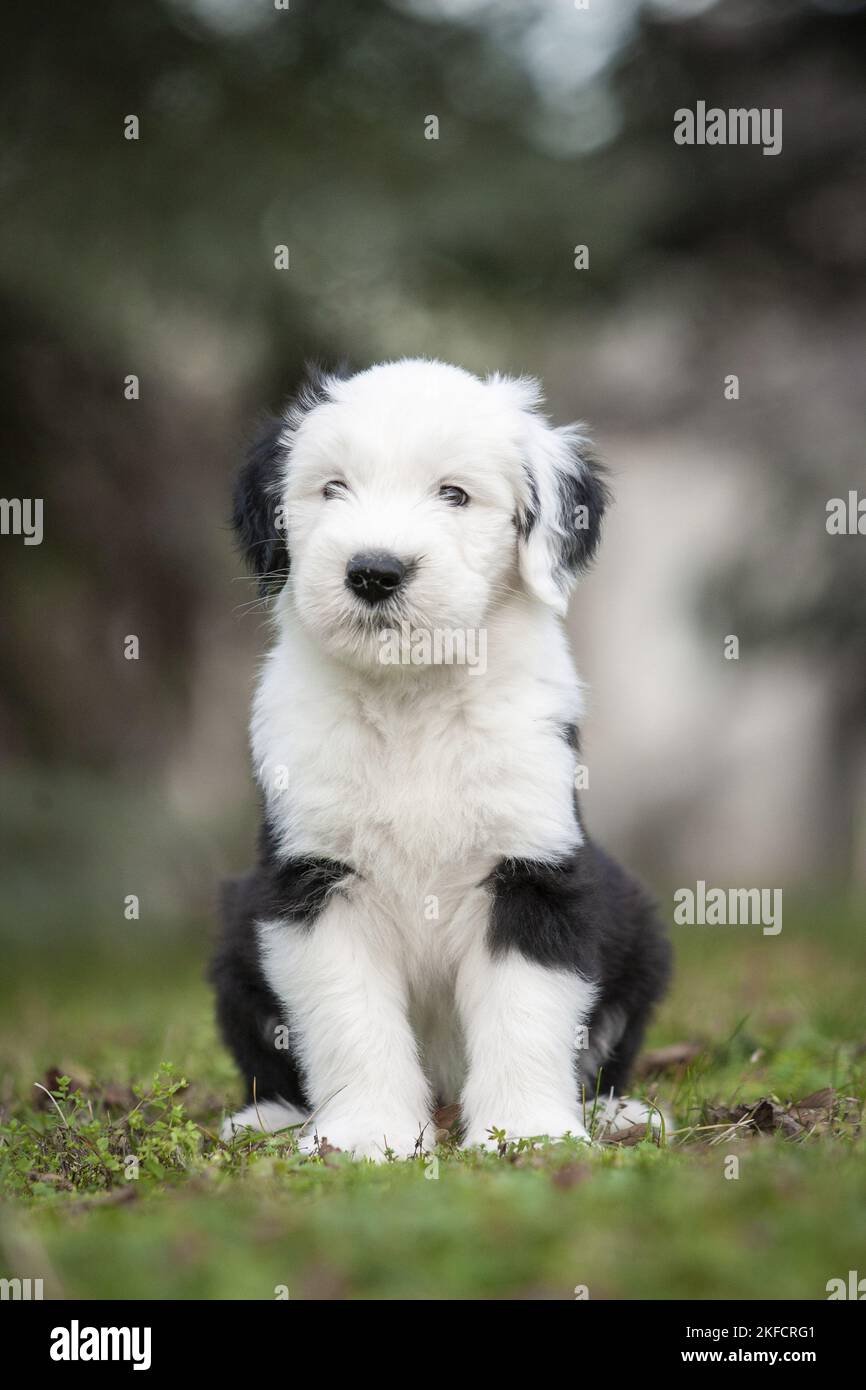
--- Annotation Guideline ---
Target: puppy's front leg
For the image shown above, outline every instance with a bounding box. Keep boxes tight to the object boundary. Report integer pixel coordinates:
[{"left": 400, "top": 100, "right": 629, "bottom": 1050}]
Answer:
[
  {"left": 257, "top": 897, "right": 433, "bottom": 1160},
  {"left": 457, "top": 928, "right": 597, "bottom": 1148}
]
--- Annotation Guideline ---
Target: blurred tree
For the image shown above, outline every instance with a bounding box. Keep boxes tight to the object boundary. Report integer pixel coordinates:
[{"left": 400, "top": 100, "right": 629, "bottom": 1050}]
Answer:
[{"left": 0, "top": 0, "right": 863, "bottom": 885}]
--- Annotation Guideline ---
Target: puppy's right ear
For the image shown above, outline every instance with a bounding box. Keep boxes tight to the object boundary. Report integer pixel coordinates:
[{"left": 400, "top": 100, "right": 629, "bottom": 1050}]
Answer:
[
  {"left": 233, "top": 365, "right": 349, "bottom": 595},
  {"left": 232, "top": 414, "right": 290, "bottom": 597}
]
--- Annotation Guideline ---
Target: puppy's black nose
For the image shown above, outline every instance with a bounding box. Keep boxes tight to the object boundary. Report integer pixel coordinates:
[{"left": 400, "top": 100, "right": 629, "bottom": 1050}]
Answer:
[{"left": 345, "top": 552, "right": 407, "bottom": 605}]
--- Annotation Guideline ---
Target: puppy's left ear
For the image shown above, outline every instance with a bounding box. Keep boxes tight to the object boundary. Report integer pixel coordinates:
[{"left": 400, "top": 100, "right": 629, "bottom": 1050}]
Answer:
[
  {"left": 232, "top": 414, "right": 290, "bottom": 597},
  {"left": 516, "top": 413, "right": 610, "bottom": 614}
]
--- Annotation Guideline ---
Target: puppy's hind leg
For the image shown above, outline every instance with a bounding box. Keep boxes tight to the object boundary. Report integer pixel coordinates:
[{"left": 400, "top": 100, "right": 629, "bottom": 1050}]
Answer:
[
  {"left": 211, "top": 874, "right": 310, "bottom": 1138},
  {"left": 220, "top": 1097, "right": 307, "bottom": 1141},
  {"left": 580, "top": 850, "right": 674, "bottom": 1139},
  {"left": 581, "top": 1007, "right": 671, "bottom": 1140}
]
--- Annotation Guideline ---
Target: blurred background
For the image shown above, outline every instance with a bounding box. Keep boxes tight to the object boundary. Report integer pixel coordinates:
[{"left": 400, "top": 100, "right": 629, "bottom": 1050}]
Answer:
[{"left": 1, "top": 0, "right": 864, "bottom": 951}]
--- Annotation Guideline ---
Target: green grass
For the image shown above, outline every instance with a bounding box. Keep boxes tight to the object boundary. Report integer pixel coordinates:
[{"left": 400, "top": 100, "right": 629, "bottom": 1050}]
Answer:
[{"left": 1, "top": 900, "right": 864, "bottom": 1300}]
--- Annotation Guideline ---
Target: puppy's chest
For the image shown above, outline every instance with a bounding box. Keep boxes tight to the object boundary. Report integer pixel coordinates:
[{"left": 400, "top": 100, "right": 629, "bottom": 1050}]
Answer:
[
  {"left": 270, "top": 690, "right": 577, "bottom": 884},
  {"left": 307, "top": 712, "right": 514, "bottom": 869}
]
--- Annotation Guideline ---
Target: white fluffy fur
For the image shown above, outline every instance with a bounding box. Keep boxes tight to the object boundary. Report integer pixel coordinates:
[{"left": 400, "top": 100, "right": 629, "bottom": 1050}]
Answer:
[
  {"left": 220, "top": 1098, "right": 306, "bottom": 1141},
  {"left": 229, "top": 360, "right": 604, "bottom": 1157}
]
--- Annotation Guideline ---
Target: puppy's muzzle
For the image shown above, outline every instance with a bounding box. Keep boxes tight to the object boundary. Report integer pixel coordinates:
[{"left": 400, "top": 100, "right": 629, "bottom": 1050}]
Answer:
[{"left": 345, "top": 551, "right": 407, "bottom": 605}]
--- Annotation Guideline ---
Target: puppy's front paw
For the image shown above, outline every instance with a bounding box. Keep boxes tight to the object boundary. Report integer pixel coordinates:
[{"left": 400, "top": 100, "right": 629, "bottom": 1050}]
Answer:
[
  {"left": 296, "top": 1114, "right": 435, "bottom": 1162},
  {"left": 462, "top": 1113, "right": 590, "bottom": 1151}
]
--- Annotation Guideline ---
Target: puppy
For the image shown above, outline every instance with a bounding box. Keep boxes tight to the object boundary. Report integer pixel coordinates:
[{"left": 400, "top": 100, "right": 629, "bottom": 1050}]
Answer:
[{"left": 212, "top": 359, "right": 671, "bottom": 1158}]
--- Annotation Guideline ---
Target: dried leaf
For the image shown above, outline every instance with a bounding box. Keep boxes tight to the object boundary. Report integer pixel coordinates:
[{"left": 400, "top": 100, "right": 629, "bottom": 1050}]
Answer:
[
  {"left": 599, "top": 1121, "right": 653, "bottom": 1147},
  {"left": 35, "top": 1067, "right": 90, "bottom": 1107},
  {"left": 794, "top": 1087, "right": 836, "bottom": 1111},
  {"left": 635, "top": 1042, "right": 703, "bottom": 1078},
  {"left": 701, "top": 1088, "right": 859, "bottom": 1143}
]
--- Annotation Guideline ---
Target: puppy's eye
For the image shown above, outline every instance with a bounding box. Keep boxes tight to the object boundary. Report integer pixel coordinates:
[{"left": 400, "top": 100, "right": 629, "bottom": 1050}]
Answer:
[
  {"left": 322, "top": 480, "right": 349, "bottom": 500},
  {"left": 439, "top": 485, "right": 469, "bottom": 507}
]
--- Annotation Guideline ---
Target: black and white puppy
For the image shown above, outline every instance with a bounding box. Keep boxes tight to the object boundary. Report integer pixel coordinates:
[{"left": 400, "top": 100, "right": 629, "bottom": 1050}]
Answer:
[{"left": 212, "top": 359, "right": 671, "bottom": 1158}]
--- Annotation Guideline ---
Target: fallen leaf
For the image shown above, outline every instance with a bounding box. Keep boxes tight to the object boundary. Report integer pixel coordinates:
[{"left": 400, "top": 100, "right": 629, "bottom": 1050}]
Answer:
[
  {"left": 599, "top": 1121, "right": 654, "bottom": 1147},
  {"left": 794, "top": 1087, "right": 835, "bottom": 1111},
  {"left": 35, "top": 1068, "right": 91, "bottom": 1107},
  {"left": 635, "top": 1042, "right": 702, "bottom": 1078}
]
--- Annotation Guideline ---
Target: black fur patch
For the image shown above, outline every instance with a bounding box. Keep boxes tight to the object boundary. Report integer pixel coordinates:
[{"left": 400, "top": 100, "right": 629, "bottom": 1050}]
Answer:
[
  {"left": 231, "top": 364, "right": 345, "bottom": 597},
  {"left": 486, "top": 852, "right": 603, "bottom": 976},
  {"left": 557, "top": 448, "right": 610, "bottom": 575},
  {"left": 560, "top": 721, "right": 580, "bottom": 752},
  {"left": 232, "top": 414, "right": 290, "bottom": 596},
  {"left": 256, "top": 811, "right": 354, "bottom": 921}
]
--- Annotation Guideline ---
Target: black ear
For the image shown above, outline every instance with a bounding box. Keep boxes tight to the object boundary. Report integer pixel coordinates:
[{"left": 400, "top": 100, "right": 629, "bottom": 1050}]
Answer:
[
  {"left": 556, "top": 447, "right": 610, "bottom": 576},
  {"left": 232, "top": 363, "right": 351, "bottom": 596},
  {"left": 517, "top": 413, "right": 611, "bottom": 613},
  {"left": 232, "top": 414, "right": 290, "bottom": 597}
]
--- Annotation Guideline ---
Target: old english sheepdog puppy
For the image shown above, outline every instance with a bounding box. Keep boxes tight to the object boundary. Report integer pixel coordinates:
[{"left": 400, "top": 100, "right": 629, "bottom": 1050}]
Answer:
[{"left": 212, "top": 359, "right": 671, "bottom": 1158}]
